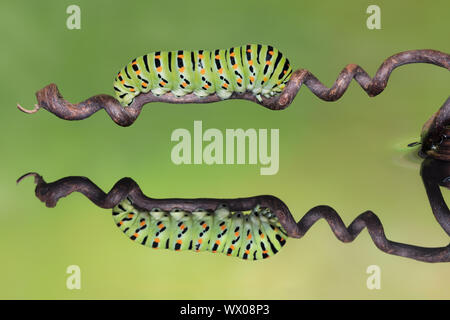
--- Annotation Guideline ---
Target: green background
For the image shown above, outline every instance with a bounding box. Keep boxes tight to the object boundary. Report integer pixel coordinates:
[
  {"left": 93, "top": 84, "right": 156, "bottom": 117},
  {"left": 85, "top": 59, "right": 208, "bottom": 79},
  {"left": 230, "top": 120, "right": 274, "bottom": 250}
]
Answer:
[{"left": 1, "top": 0, "right": 449, "bottom": 299}]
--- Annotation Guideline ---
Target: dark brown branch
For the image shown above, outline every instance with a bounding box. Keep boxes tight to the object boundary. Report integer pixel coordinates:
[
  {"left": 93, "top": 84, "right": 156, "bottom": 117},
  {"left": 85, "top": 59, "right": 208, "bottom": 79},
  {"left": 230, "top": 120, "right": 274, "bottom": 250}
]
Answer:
[
  {"left": 17, "top": 49, "right": 450, "bottom": 127},
  {"left": 17, "top": 172, "right": 450, "bottom": 263}
]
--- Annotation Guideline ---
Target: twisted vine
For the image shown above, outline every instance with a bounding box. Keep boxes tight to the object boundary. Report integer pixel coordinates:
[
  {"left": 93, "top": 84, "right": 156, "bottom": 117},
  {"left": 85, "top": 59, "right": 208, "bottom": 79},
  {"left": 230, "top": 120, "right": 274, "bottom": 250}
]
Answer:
[
  {"left": 17, "top": 49, "right": 450, "bottom": 127},
  {"left": 17, "top": 172, "right": 450, "bottom": 263},
  {"left": 420, "top": 96, "right": 450, "bottom": 161}
]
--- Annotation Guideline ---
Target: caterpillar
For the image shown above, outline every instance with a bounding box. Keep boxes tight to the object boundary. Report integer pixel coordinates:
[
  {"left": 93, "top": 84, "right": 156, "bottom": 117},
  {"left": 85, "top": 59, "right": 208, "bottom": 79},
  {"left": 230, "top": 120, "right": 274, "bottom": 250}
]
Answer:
[
  {"left": 113, "top": 44, "right": 293, "bottom": 106},
  {"left": 113, "top": 198, "right": 287, "bottom": 260},
  {"left": 17, "top": 173, "right": 450, "bottom": 262}
]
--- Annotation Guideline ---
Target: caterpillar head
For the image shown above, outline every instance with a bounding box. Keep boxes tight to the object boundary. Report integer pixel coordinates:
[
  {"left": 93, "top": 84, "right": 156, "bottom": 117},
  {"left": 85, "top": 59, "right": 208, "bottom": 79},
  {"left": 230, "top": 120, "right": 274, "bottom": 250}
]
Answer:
[{"left": 114, "top": 88, "right": 135, "bottom": 107}]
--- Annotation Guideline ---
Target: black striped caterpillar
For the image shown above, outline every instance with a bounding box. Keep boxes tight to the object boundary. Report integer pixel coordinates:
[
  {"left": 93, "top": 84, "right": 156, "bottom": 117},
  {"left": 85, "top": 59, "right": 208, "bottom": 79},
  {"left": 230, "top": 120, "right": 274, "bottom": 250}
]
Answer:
[
  {"left": 17, "top": 172, "right": 450, "bottom": 263},
  {"left": 113, "top": 198, "right": 287, "bottom": 260},
  {"left": 114, "top": 44, "right": 292, "bottom": 106}
]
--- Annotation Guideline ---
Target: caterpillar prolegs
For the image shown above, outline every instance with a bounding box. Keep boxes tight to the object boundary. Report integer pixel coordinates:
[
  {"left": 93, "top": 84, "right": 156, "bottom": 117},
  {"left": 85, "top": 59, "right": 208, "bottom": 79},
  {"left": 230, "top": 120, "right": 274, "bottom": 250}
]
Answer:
[
  {"left": 113, "top": 198, "right": 287, "bottom": 260},
  {"left": 114, "top": 44, "right": 293, "bottom": 106}
]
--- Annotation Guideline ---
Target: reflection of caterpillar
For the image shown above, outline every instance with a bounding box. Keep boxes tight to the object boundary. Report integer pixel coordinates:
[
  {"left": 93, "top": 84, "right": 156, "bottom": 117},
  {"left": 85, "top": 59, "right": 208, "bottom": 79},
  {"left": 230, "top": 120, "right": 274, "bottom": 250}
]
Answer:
[
  {"left": 114, "top": 45, "right": 292, "bottom": 106},
  {"left": 17, "top": 173, "right": 450, "bottom": 262},
  {"left": 114, "top": 198, "right": 287, "bottom": 260}
]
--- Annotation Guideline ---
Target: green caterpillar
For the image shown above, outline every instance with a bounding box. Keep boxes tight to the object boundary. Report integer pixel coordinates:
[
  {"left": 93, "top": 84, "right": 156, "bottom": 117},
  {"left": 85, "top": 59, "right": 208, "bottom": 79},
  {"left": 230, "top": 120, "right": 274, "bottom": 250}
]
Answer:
[
  {"left": 113, "top": 44, "right": 293, "bottom": 106},
  {"left": 113, "top": 198, "right": 287, "bottom": 260}
]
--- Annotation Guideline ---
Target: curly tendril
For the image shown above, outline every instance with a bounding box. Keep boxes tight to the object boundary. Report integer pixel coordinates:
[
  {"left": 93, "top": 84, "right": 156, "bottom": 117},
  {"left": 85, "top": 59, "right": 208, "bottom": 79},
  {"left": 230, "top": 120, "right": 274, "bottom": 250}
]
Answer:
[{"left": 17, "top": 49, "right": 450, "bottom": 127}]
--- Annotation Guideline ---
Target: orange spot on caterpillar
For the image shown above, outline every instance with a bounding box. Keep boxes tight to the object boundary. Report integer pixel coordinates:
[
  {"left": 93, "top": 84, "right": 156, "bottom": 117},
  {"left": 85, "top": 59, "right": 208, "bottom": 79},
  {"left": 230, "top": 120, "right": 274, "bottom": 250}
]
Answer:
[
  {"left": 154, "top": 238, "right": 160, "bottom": 243},
  {"left": 155, "top": 55, "right": 161, "bottom": 59},
  {"left": 220, "top": 225, "right": 226, "bottom": 231},
  {"left": 229, "top": 52, "right": 235, "bottom": 57},
  {"left": 247, "top": 49, "right": 252, "bottom": 53},
  {"left": 142, "top": 82, "right": 147, "bottom": 87},
  {"left": 222, "top": 83, "right": 228, "bottom": 88},
  {"left": 234, "top": 232, "right": 239, "bottom": 237},
  {"left": 198, "top": 238, "right": 203, "bottom": 244},
  {"left": 215, "top": 240, "right": 221, "bottom": 245},
  {"left": 158, "top": 223, "right": 165, "bottom": 229},
  {"left": 133, "top": 233, "right": 139, "bottom": 238},
  {"left": 119, "top": 221, "right": 123, "bottom": 225},
  {"left": 136, "top": 70, "right": 141, "bottom": 75},
  {"left": 248, "top": 60, "right": 253, "bottom": 66},
  {"left": 200, "top": 69, "right": 206, "bottom": 75},
  {"left": 249, "top": 76, "right": 255, "bottom": 82},
  {"left": 204, "top": 84, "right": 209, "bottom": 89},
  {"left": 176, "top": 239, "right": 182, "bottom": 244},
  {"left": 283, "top": 70, "right": 287, "bottom": 74},
  {"left": 140, "top": 221, "right": 146, "bottom": 226},
  {"left": 180, "top": 224, "right": 185, "bottom": 230},
  {"left": 121, "top": 80, "right": 125, "bottom": 84},
  {"left": 156, "top": 66, "right": 163, "bottom": 72},
  {"left": 218, "top": 68, "right": 223, "bottom": 74},
  {"left": 129, "top": 88, "right": 135, "bottom": 92},
  {"left": 232, "top": 64, "right": 238, "bottom": 69},
  {"left": 230, "top": 245, "right": 235, "bottom": 250},
  {"left": 128, "top": 214, "right": 134, "bottom": 218},
  {"left": 215, "top": 55, "right": 220, "bottom": 60},
  {"left": 245, "top": 250, "right": 250, "bottom": 254},
  {"left": 198, "top": 54, "right": 204, "bottom": 59},
  {"left": 247, "top": 234, "right": 252, "bottom": 240},
  {"left": 181, "top": 82, "right": 188, "bottom": 88},
  {"left": 263, "top": 77, "right": 268, "bottom": 82},
  {"left": 118, "top": 73, "right": 122, "bottom": 77},
  {"left": 263, "top": 250, "right": 268, "bottom": 254},
  {"left": 179, "top": 66, "right": 185, "bottom": 73},
  {"left": 265, "top": 61, "right": 271, "bottom": 65},
  {"left": 202, "top": 223, "right": 207, "bottom": 229},
  {"left": 260, "top": 233, "right": 265, "bottom": 239},
  {"left": 132, "top": 61, "right": 137, "bottom": 65},
  {"left": 269, "top": 51, "right": 274, "bottom": 55},
  {"left": 159, "top": 81, "right": 166, "bottom": 86},
  {"left": 177, "top": 54, "right": 184, "bottom": 58},
  {"left": 237, "top": 78, "right": 242, "bottom": 84}
]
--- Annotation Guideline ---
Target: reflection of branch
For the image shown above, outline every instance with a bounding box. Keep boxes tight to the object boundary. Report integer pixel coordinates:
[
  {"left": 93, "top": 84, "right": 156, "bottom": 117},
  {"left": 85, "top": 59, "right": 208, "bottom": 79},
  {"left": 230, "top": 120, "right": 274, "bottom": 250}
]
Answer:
[
  {"left": 18, "top": 173, "right": 450, "bottom": 263},
  {"left": 17, "top": 50, "right": 450, "bottom": 127},
  {"left": 420, "top": 158, "right": 450, "bottom": 235}
]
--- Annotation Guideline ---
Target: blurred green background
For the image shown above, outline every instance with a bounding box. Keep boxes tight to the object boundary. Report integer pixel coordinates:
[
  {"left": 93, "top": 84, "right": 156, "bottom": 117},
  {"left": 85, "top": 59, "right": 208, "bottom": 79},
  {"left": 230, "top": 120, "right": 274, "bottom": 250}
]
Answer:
[{"left": 1, "top": 0, "right": 449, "bottom": 299}]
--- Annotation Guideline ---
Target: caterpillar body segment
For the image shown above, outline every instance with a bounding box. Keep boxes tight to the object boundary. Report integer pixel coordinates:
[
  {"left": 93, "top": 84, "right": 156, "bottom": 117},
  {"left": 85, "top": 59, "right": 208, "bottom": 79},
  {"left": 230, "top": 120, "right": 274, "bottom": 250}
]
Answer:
[
  {"left": 113, "top": 44, "right": 293, "bottom": 106},
  {"left": 193, "top": 50, "right": 216, "bottom": 97},
  {"left": 112, "top": 198, "right": 288, "bottom": 260}
]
